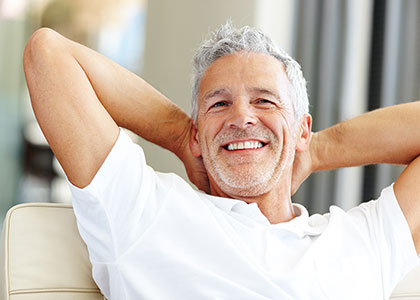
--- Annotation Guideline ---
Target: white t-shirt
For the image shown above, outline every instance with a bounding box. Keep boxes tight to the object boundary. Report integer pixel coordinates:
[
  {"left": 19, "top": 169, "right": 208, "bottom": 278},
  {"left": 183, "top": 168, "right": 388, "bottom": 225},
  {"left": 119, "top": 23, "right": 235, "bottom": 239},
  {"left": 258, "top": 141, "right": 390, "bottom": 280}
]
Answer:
[{"left": 69, "top": 129, "right": 420, "bottom": 300}]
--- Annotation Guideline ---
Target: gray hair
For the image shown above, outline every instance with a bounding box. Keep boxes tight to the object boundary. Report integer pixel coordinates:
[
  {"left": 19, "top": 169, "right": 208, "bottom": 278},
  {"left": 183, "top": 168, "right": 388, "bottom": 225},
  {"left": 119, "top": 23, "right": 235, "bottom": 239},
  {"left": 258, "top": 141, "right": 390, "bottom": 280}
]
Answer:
[{"left": 191, "top": 22, "right": 309, "bottom": 123}]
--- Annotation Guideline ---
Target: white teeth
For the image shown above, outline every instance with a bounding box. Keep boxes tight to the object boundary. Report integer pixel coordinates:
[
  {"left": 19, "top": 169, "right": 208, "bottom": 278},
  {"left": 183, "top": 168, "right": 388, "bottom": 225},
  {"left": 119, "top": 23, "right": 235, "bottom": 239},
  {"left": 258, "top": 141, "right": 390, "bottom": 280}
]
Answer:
[{"left": 226, "top": 141, "right": 263, "bottom": 151}]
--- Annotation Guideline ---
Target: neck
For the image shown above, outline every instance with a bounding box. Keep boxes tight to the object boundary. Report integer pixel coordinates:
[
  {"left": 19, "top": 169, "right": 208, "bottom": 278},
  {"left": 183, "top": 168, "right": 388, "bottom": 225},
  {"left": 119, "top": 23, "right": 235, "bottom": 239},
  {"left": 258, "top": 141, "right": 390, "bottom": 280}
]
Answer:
[{"left": 209, "top": 173, "right": 295, "bottom": 224}]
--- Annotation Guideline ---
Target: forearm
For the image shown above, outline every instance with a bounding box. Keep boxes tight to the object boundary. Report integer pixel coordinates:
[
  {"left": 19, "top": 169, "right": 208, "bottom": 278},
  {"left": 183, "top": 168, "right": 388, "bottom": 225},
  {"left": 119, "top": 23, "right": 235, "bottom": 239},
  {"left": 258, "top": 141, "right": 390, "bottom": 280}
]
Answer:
[
  {"left": 33, "top": 28, "right": 192, "bottom": 160},
  {"left": 68, "top": 39, "right": 192, "bottom": 159},
  {"left": 311, "top": 101, "right": 420, "bottom": 172}
]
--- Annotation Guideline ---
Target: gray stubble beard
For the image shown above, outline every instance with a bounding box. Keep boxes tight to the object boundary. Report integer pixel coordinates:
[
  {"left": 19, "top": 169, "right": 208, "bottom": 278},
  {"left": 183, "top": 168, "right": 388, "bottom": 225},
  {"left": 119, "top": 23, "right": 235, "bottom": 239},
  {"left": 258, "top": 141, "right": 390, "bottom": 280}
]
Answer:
[{"left": 202, "top": 126, "right": 294, "bottom": 197}]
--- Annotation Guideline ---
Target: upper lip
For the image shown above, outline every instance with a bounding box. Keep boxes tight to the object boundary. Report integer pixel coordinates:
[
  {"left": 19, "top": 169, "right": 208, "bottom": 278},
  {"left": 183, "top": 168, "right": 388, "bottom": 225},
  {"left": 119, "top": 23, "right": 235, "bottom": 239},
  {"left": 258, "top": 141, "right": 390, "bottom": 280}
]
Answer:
[{"left": 221, "top": 139, "right": 267, "bottom": 148}]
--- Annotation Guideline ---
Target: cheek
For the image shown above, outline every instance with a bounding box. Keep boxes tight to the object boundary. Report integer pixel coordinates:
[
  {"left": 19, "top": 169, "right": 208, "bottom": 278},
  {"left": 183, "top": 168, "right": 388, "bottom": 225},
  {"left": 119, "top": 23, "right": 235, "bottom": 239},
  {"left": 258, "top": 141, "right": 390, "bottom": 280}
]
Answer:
[
  {"left": 272, "top": 111, "right": 295, "bottom": 134},
  {"left": 197, "top": 125, "right": 217, "bottom": 150},
  {"left": 261, "top": 115, "right": 296, "bottom": 146},
  {"left": 261, "top": 114, "right": 286, "bottom": 135},
  {"left": 199, "top": 117, "right": 225, "bottom": 139}
]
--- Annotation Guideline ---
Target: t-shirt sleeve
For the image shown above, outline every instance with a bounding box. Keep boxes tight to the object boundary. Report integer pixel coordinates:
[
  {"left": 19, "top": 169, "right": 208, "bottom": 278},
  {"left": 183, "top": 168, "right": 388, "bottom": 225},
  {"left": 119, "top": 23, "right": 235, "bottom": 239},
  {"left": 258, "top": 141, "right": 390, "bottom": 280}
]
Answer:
[
  {"left": 67, "top": 128, "right": 173, "bottom": 263},
  {"left": 348, "top": 184, "right": 420, "bottom": 297}
]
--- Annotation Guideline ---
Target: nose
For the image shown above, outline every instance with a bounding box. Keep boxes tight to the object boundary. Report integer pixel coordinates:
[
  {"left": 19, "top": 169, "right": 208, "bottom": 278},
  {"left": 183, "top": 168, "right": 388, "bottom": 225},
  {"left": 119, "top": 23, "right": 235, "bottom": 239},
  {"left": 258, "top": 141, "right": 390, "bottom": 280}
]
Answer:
[{"left": 226, "top": 101, "right": 257, "bottom": 129}]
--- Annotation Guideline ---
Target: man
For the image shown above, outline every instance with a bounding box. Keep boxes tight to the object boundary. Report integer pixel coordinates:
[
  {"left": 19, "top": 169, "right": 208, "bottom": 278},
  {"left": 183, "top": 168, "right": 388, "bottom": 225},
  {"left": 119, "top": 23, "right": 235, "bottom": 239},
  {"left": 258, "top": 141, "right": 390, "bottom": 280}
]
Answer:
[{"left": 24, "top": 23, "right": 420, "bottom": 299}]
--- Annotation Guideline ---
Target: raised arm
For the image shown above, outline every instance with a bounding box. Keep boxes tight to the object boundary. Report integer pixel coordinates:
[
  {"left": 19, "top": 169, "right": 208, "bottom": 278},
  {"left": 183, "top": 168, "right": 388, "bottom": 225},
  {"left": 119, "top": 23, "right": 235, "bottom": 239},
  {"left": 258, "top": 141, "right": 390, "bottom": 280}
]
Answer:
[
  {"left": 24, "top": 28, "right": 202, "bottom": 189},
  {"left": 294, "top": 101, "right": 420, "bottom": 252},
  {"left": 311, "top": 101, "right": 420, "bottom": 170}
]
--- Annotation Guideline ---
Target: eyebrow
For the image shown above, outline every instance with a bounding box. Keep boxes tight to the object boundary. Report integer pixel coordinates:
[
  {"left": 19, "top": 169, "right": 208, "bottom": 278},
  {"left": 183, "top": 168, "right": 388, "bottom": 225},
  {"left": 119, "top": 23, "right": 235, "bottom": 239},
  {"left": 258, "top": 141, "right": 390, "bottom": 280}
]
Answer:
[
  {"left": 202, "top": 87, "right": 284, "bottom": 103},
  {"left": 203, "top": 88, "right": 228, "bottom": 100}
]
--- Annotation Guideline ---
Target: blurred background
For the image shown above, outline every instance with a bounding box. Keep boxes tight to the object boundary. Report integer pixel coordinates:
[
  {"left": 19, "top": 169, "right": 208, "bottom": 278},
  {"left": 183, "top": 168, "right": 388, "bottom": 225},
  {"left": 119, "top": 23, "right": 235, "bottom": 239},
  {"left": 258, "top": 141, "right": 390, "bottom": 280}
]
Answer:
[{"left": 0, "top": 0, "right": 419, "bottom": 223}]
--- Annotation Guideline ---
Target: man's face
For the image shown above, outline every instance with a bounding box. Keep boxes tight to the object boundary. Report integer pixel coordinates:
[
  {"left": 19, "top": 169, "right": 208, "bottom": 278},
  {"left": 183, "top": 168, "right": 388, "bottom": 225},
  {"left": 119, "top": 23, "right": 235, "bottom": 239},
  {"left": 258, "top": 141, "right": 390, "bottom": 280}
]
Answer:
[{"left": 192, "top": 52, "right": 299, "bottom": 198}]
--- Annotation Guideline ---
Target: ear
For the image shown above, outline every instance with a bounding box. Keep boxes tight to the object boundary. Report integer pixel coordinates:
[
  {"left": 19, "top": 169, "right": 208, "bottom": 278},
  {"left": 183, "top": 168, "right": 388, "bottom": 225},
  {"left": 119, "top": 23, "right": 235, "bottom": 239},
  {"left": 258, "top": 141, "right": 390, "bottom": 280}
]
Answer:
[
  {"left": 189, "top": 123, "right": 202, "bottom": 157},
  {"left": 295, "top": 114, "right": 312, "bottom": 152}
]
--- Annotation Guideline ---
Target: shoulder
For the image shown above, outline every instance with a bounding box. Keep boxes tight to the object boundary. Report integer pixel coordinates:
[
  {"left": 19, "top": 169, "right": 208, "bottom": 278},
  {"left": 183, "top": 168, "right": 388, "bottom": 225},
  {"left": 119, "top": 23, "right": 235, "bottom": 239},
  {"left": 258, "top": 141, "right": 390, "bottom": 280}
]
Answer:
[
  {"left": 316, "top": 186, "right": 415, "bottom": 254},
  {"left": 394, "top": 156, "right": 420, "bottom": 254}
]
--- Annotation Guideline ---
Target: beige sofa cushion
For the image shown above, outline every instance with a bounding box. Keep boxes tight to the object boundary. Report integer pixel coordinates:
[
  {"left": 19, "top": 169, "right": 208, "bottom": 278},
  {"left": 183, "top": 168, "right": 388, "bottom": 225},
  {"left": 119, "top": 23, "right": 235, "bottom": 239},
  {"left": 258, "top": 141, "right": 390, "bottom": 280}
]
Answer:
[
  {"left": 390, "top": 265, "right": 420, "bottom": 299},
  {"left": 0, "top": 203, "right": 105, "bottom": 300}
]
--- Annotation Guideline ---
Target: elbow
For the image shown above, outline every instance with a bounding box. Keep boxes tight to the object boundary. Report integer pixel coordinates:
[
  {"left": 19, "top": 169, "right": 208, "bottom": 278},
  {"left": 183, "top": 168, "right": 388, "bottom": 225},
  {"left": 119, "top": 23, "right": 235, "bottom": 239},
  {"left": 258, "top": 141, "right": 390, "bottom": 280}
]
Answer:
[
  {"left": 23, "top": 28, "right": 63, "bottom": 72},
  {"left": 23, "top": 28, "right": 66, "bottom": 107}
]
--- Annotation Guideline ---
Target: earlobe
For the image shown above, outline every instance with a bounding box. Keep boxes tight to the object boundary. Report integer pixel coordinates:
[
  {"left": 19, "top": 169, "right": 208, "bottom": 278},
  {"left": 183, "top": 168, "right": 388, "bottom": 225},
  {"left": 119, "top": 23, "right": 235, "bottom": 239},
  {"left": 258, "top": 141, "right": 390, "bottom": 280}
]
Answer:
[
  {"left": 296, "top": 114, "right": 312, "bottom": 152},
  {"left": 189, "top": 124, "right": 202, "bottom": 157}
]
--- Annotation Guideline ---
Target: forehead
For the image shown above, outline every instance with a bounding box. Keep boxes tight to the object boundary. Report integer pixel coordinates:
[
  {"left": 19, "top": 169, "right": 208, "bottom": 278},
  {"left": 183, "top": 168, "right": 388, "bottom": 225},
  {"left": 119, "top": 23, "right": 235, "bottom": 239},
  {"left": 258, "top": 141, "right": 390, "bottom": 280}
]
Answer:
[{"left": 198, "top": 52, "right": 291, "bottom": 101}]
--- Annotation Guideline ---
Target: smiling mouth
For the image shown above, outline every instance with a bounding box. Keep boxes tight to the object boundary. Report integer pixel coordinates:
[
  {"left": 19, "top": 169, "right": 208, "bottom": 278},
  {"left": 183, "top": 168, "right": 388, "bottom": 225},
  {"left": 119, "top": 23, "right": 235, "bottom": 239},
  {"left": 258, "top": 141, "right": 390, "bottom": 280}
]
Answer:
[{"left": 223, "top": 140, "right": 266, "bottom": 151}]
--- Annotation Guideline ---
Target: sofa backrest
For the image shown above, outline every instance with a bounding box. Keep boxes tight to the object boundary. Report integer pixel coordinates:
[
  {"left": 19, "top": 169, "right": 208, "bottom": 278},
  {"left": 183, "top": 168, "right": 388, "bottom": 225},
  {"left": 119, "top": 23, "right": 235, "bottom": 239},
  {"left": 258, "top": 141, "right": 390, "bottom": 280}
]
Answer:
[{"left": 0, "top": 203, "right": 105, "bottom": 300}]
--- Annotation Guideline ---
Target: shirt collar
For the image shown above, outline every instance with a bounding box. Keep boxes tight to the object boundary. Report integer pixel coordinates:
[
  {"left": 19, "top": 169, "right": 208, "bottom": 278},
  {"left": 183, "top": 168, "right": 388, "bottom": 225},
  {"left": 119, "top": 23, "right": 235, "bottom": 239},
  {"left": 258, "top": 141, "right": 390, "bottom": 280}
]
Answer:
[
  {"left": 203, "top": 192, "right": 327, "bottom": 237},
  {"left": 202, "top": 192, "right": 245, "bottom": 213},
  {"left": 272, "top": 203, "right": 327, "bottom": 237}
]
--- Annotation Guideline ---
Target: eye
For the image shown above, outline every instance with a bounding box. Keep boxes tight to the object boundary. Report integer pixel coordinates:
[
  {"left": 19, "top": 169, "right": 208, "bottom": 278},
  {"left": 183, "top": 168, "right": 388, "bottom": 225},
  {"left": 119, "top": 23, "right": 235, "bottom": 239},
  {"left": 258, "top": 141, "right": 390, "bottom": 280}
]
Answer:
[
  {"left": 255, "top": 98, "right": 275, "bottom": 106},
  {"left": 211, "top": 101, "right": 228, "bottom": 108}
]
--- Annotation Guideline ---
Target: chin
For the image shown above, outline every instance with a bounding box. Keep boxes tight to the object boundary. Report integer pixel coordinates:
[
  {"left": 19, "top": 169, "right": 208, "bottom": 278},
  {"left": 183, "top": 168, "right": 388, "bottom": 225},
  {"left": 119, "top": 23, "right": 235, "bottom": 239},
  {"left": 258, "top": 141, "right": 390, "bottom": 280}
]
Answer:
[
  {"left": 215, "top": 172, "right": 279, "bottom": 198},
  {"left": 203, "top": 152, "right": 287, "bottom": 199},
  {"left": 225, "top": 185, "right": 271, "bottom": 198}
]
